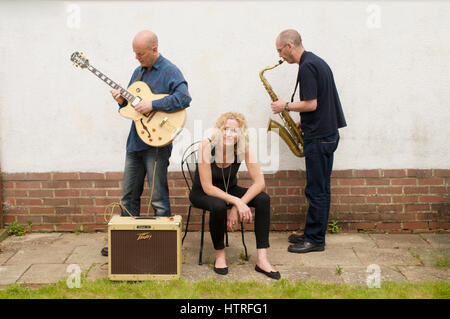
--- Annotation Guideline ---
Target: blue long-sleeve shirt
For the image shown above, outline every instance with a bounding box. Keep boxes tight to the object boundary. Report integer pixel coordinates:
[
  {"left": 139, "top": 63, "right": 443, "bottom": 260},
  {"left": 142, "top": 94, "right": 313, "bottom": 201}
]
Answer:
[{"left": 120, "top": 54, "right": 191, "bottom": 152}]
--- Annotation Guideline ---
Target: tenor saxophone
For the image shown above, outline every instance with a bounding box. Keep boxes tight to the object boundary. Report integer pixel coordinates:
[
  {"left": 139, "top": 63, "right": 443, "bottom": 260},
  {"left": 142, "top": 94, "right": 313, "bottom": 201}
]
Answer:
[{"left": 260, "top": 59, "right": 304, "bottom": 157}]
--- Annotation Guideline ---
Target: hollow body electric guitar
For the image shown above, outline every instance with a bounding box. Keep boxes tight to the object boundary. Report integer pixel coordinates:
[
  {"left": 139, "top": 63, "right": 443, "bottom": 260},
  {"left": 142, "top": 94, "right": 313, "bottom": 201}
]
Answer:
[{"left": 71, "top": 52, "right": 186, "bottom": 147}]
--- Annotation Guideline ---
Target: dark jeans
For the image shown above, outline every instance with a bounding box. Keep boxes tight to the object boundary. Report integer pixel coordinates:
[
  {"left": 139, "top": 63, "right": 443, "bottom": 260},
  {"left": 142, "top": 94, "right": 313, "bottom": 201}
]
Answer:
[
  {"left": 189, "top": 186, "right": 271, "bottom": 250},
  {"left": 121, "top": 144, "right": 172, "bottom": 217},
  {"left": 303, "top": 132, "right": 340, "bottom": 246}
]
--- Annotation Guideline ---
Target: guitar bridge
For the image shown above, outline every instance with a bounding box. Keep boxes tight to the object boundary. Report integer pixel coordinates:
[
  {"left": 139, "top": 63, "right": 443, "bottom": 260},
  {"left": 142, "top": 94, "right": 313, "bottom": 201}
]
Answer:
[{"left": 159, "top": 117, "right": 168, "bottom": 127}]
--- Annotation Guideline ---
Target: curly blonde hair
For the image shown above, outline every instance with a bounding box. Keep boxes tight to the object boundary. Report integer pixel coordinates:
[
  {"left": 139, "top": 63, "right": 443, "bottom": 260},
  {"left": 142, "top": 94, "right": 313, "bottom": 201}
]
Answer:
[{"left": 210, "top": 112, "right": 249, "bottom": 161}]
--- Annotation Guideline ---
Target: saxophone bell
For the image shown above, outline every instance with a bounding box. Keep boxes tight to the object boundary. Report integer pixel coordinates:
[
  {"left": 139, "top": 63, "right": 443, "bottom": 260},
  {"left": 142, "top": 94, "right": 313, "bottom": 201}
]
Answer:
[{"left": 267, "top": 118, "right": 304, "bottom": 158}]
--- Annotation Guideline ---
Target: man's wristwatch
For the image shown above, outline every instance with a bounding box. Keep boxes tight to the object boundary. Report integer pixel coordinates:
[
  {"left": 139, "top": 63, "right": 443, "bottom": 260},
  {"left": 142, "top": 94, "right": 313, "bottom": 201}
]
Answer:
[{"left": 284, "top": 102, "right": 290, "bottom": 112}]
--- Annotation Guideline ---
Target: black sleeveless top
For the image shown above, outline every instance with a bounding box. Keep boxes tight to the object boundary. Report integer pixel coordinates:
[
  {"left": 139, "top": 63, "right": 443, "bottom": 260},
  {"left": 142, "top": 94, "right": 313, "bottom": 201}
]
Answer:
[{"left": 192, "top": 145, "right": 241, "bottom": 193}]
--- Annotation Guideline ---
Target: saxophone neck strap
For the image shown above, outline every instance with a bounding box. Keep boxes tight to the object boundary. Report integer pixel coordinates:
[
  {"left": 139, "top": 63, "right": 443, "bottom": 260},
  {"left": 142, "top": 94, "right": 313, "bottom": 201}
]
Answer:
[
  {"left": 290, "top": 66, "right": 301, "bottom": 103},
  {"left": 290, "top": 50, "right": 308, "bottom": 103}
]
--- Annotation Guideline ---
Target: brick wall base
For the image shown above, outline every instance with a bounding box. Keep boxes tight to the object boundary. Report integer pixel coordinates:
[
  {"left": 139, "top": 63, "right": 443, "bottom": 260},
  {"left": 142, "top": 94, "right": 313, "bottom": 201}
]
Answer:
[{"left": 1, "top": 169, "right": 449, "bottom": 233}]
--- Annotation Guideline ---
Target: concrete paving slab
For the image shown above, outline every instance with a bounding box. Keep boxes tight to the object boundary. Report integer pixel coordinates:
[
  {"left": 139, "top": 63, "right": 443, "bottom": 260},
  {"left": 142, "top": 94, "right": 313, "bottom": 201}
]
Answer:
[
  {"left": 222, "top": 263, "right": 265, "bottom": 282},
  {"left": 340, "top": 266, "right": 406, "bottom": 286},
  {"left": 58, "top": 232, "right": 108, "bottom": 247},
  {"left": 353, "top": 247, "right": 422, "bottom": 266},
  {"left": 2, "top": 233, "right": 74, "bottom": 266},
  {"left": 1, "top": 233, "right": 62, "bottom": 250},
  {"left": 422, "top": 234, "right": 450, "bottom": 248},
  {"left": 182, "top": 263, "right": 217, "bottom": 282},
  {"left": 370, "top": 234, "right": 431, "bottom": 249},
  {"left": 86, "top": 263, "right": 108, "bottom": 282},
  {"left": 265, "top": 247, "right": 304, "bottom": 266},
  {"left": 0, "top": 265, "right": 30, "bottom": 285},
  {"left": 397, "top": 266, "right": 450, "bottom": 282},
  {"left": 17, "top": 264, "right": 69, "bottom": 285},
  {"left": 182, "top": 263, "right": 270, "bottom": 283},
  {"left": 5, "top": 247, "right": 70, "bottom": 266},
  {"left": 66, "top": 243, "right": 108, "bottom": 268},
  {"left": 298, "top": 248, "right": 362, "bottom": 267},
  {"left": 0, "top": 250, "right": 15, "bottom": 264},
  {"left": 408, "top": 248, "right": 449, "bottom": 267},
  {"left": 287, "top": 266, "right": 344, "bottom": 283},
  {"left": 325, "top": 233, "right": 377, "bottom": 249}
]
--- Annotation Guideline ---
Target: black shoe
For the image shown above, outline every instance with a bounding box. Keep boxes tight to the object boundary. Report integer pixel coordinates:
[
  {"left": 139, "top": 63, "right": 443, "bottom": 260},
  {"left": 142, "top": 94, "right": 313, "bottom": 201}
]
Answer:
[
  {"left": 255, "top": 265, "right": 281, "bottom": 280},
  {"left": 213, "top": 266, "right": 229, "bottom": 275},
  {"left": 213, "top": 260, "right": 228, "bottom": 275},
  {"left": 288, "top": 233, "right": 305, "bottom": 244},
  {"left": 288, "top": 241, "right": 325, "bottom": 254},
  {"left": 101, "top": 247, "right": 108, "bottom": 257}
]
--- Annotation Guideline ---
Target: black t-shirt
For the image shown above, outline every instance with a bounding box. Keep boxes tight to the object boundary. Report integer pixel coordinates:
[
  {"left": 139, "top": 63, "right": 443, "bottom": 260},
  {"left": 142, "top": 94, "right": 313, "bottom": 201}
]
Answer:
[
  {"left": 191, "top": 146, "right": 241, "bottom": 193},
  {"left": 296, "top": 51, "right": 347, "bottom": 139}
]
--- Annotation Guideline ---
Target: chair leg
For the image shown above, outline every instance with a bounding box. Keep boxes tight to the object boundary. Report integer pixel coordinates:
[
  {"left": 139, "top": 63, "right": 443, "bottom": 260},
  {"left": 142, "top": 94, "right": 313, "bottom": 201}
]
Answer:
[
  {"left": 225, "top": 220, "right": 229, "bottom": 247},
  {"left": 199, "top": 210, "right": 206, "bottom": 265},
  {"left": 240, "top": 222, "right": 248, "bottom": 261},
  {"left": 182, "top": 205, "right": 192, "bottom": 245}
]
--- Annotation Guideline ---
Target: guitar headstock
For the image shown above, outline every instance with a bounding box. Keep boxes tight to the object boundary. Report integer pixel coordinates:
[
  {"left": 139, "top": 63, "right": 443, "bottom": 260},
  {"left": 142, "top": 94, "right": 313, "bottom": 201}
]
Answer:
[{"left": 71, "top": 51, "right": 90, "bottom": 69}]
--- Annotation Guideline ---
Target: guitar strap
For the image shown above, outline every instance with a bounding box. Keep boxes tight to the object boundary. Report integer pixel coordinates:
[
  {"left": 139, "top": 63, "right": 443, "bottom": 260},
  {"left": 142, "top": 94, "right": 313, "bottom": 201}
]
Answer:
[{"left": 136, "top": 67, "right": 147, "bottom": 82}]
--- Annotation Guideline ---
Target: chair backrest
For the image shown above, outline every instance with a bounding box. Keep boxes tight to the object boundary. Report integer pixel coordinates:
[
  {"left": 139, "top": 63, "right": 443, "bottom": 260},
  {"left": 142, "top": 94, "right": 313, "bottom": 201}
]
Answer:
[{"left": 181, "top": 141, "right": 202, "bottom": 193}]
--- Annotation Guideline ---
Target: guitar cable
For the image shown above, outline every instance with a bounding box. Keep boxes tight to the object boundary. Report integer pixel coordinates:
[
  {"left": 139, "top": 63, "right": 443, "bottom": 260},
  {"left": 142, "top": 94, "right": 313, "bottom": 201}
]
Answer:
[{"left": 104, "top": 159, "right": 158, "bottom": 222}]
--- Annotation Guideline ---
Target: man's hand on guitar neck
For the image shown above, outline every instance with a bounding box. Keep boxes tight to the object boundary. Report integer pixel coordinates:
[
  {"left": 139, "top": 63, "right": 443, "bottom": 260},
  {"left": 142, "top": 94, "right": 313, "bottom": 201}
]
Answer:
[
  {"left": 110, "top": 89, "right": 125, "bottom": 105},
  {"left": 110, "top": 89, "right": 152, "bottom": 115}
]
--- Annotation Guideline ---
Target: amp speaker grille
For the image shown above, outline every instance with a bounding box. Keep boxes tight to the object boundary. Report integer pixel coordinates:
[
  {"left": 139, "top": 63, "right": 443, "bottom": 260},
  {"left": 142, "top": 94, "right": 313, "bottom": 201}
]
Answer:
[{"left": 110, "top": 230, "right": 177, "bottom": 275}]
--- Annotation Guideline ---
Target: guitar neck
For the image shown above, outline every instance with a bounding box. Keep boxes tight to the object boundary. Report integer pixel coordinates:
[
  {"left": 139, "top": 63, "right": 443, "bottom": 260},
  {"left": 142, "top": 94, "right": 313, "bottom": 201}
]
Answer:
[{"left": 87, "top": 64, "right": 136, "bottom": 103}]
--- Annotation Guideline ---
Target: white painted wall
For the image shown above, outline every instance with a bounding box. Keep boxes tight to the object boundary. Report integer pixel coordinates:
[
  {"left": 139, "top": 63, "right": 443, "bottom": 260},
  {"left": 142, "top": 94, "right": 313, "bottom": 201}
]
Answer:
[{"left": 1, "top": 0, "right": 449, "bottom": 173}]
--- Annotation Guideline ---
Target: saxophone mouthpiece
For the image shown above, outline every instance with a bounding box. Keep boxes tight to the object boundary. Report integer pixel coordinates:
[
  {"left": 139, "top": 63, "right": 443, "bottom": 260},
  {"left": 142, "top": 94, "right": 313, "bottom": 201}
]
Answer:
[{"left": 279, "top": 59, "right": 284, "bottom": 65}]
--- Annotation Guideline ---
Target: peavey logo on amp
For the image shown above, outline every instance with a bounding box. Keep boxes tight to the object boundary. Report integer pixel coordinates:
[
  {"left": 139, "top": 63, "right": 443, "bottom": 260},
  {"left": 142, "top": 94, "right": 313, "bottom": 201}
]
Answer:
[{"left": 137, "top": 232, "right": 153, "bottom": 241}]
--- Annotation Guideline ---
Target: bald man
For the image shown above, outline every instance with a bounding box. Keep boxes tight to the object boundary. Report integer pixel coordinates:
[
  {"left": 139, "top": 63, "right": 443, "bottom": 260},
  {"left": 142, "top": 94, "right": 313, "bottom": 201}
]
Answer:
[
  {"left": 270, "top": 29, "right": 346, "bottom": 253},
  {"left": 111, "top": 30, "right": 191, "bottom": 218}
]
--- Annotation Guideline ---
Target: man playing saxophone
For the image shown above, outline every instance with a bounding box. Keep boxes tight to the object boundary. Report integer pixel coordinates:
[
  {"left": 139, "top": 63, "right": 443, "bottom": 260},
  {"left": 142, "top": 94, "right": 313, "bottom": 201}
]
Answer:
[{"left": 270, "top": 29, "right": 347, "bottom": 253}]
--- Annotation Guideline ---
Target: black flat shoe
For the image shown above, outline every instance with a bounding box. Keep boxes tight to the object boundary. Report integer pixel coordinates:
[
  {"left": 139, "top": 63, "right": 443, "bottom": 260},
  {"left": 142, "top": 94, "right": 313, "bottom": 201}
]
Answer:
[
  {"left": 255, "top": 265, "right": 281, "bottom": 280},
  {"left": 288, "top": 241, "right": 325, "bottom": 254},
  {"left": 214, "top": 260, "right": 228, "bottom": 275},
  {"left": 101, "top": 247, "right": 108, "bottom": 257},
  {"left": 288, "top": 233, "right": 305, "bottom": 244},
  {"left": 214, "top": 266, "right": 229, "bottom": 275}
]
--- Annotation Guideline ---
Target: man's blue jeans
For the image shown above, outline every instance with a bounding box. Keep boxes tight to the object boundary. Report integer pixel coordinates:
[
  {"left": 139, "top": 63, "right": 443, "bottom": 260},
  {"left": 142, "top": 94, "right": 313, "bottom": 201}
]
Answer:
[
  {"left": 303, "top": 132, "right": 340, "bottom": 246},
  {"left": 121, "top": 144, "right": 172, "bottom": 217}
]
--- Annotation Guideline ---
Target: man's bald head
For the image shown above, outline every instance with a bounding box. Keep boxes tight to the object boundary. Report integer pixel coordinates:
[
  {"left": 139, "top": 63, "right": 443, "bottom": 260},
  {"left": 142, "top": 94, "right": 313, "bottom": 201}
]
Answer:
[
  {"left": 275, "top": 29, "right": 304, "bottom": 64},
  {"left": 132, "top": 30, "right": 159, "bottom": 68},
  {"left": 133, "top": 30, "right": 158, "bottom": 50},
  {"left": 277, "top": 29, "right": 302, "bottom": 48}
]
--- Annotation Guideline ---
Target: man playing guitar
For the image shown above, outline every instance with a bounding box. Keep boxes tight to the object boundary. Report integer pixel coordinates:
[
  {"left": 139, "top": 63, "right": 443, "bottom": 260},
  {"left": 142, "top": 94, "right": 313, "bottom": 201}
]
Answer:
[{"left": 110, "top": 30, "right": 191, "bottom": 221}]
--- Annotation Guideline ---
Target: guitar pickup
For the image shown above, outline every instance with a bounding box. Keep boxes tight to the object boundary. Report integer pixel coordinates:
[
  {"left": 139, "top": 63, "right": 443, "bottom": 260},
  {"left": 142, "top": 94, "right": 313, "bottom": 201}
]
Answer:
[{"left": 131, "top": 97, "right": 142, "bottom": 107}]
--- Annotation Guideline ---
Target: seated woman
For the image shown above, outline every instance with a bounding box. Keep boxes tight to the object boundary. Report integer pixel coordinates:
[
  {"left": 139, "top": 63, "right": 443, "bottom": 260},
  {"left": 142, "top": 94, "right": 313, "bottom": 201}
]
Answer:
[{"left": 189, "top": 112, "right": 280, "bottom": 280}]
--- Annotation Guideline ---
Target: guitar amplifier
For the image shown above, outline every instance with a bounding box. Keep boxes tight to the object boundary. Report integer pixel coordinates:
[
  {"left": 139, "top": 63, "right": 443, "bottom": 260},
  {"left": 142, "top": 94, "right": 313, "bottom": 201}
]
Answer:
[{"left": 107, "top": 215, "right": 182, "bottom": 281}]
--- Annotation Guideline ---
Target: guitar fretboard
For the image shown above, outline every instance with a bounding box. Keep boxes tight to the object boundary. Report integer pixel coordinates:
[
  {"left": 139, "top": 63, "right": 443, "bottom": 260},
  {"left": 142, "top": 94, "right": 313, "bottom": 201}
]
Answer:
[{"left": 87, "top": 65, "right": 136, "bottom": 103}]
